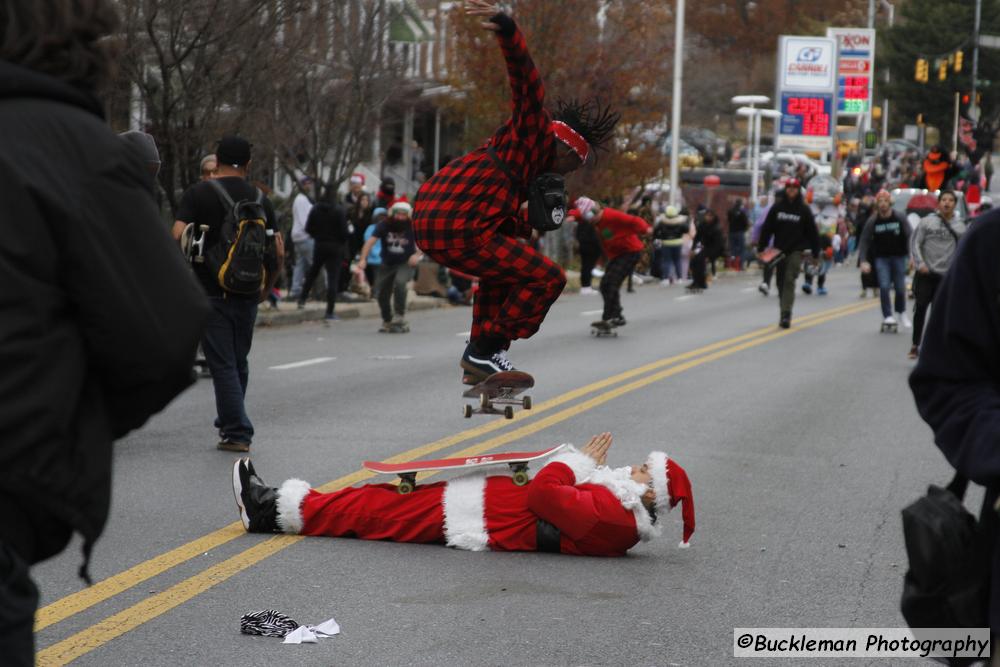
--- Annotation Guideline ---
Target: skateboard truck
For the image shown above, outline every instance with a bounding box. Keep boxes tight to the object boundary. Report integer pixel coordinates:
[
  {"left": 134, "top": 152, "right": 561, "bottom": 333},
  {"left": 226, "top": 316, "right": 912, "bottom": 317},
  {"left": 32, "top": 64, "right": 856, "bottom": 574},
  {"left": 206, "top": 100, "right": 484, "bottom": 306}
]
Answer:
[
  {"left": 462, "top": 371, "right": 533, "bottom": 420},
  {"left": 397, "top": 472, "right": 417, "bottom": 494}
]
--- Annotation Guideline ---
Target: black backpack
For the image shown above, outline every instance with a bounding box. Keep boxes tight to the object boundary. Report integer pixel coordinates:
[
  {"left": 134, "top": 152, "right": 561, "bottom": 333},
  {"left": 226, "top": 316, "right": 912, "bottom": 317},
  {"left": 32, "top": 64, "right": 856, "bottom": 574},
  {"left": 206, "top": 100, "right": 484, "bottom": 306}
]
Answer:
[{"left": 206, "top": 180, "right": 271, "bottom": 295}]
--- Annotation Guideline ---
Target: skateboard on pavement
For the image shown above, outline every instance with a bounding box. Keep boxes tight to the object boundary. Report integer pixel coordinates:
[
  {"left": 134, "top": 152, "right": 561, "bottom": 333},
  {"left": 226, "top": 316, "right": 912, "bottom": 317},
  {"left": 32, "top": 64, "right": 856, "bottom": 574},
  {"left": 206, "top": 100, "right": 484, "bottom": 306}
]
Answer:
[
  {"left": 590, "top": 320, "right": 618, "bottom": 338},
  {"left": 180, "top": 222, "right": 210, "bottom": 264},
  {"left": 462, "top": 370, "right": 534, "bottom": 419},
  {"left": 880, "top": 321, "right": 899, "bottom": 334},
  {"left": 363, "top": 443, "right": 566, "bottom": 493}
]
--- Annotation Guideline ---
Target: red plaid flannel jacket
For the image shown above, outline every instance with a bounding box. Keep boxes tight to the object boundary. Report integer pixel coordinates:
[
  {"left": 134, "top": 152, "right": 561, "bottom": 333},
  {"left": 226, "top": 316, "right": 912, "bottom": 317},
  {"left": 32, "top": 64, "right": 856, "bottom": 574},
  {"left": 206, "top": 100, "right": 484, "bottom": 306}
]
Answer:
[{"left": 413, "top": 20, "right": 556, "bottom": 251}]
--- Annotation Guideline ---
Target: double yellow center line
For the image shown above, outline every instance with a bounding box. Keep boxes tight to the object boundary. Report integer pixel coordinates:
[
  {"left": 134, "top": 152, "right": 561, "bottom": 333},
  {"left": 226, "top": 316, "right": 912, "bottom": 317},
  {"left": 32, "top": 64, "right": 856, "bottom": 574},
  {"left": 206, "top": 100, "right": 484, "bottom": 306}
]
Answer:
[{"left": 36, "top": 299, "right": 875, "bottom": 665}]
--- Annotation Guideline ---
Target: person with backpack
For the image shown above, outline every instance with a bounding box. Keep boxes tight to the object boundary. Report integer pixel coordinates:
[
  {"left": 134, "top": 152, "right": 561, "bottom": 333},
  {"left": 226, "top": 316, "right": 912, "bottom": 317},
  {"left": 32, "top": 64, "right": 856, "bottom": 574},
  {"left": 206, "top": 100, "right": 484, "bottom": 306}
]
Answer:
[
  {"left": 296, "top": 190, "right": 350, "bottom": 320},
  {"left": 173, "top": 135, "right": 284, "bottom": 452},
  {"left": 909, "top": 190, "right": 967, "bottom": 359},
  {"left": 358, "top": 201, "right": 423, "bottom": 332}
]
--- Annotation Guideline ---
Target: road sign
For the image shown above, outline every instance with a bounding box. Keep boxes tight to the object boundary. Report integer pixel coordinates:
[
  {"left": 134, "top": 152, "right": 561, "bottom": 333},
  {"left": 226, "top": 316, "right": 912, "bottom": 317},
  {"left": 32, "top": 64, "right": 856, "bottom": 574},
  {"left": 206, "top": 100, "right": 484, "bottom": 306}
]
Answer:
[
  {"left": 827, "top": 28, "right": 875, "bottom": 128},
  {"left": 776, "top": 36, "right": 836, "bottom": 152}
]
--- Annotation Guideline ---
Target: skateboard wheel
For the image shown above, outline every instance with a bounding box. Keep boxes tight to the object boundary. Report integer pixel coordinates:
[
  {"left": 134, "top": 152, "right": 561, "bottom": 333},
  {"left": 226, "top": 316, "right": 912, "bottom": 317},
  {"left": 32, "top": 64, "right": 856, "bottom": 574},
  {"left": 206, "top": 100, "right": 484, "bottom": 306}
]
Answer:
[
  {"left": 504, "top": 405, "right": 514, "bottom": 419},
  {"left": 522, "top": 395, "right": 532, "bottom": 410},
  {"left": 463, "top": 404, "right": 473, "bottom": 419},
  {"left": 512, "top": 470, "right": 529, "bottom": 486},
  {"left": 398, "top": 480, "right": 414, "bottom": 494},
  {"left": 480, "top": 393, "right": 490, "bottom": 409}
]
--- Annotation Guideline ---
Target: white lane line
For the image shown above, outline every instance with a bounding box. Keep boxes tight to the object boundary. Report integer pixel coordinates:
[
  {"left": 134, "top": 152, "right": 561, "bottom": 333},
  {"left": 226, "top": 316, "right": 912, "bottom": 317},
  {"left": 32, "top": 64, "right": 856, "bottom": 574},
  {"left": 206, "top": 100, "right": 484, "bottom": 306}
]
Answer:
[
  {"left": 579, "top": 309, "right": 603, "bottom": 316},
  {"left": 741, "top": 287, "right": 758, "bottom": 293},
  {"left": 456, "top": 331, "right": 471, "bottom": 337},
  {"left": 269, "top": 357, "right": 336, "bottom": 370},
  {"left": 370, "top": 355, "right": 414, "bottom": 361},
  {"left": 675, "top": 295, "right": 695, "bottom": 302}
]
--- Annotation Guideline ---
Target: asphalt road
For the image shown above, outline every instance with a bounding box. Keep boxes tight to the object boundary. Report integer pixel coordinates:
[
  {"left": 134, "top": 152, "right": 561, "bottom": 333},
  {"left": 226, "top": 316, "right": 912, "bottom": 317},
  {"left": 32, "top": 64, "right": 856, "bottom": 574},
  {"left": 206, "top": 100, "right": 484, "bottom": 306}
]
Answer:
[{"left": 33, "top": 267, "right": 954, "bottom": 666}]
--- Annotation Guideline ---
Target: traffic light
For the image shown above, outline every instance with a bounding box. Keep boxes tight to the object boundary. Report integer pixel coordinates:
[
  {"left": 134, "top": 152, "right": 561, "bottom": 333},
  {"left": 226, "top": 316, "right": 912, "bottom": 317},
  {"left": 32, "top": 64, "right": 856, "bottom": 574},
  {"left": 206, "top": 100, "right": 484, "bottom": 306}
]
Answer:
[
  {"left": 954, "top": 50, "right": 964, "bottom": 72},
  {"left": 963, "top": 92, "right": 971, "bottom": 105},
  {"left": 915, "top": 59, "right": 929, "bottom": 83},
  {"left": 938, "top": 60, "right": 948, "bottom": 81}
]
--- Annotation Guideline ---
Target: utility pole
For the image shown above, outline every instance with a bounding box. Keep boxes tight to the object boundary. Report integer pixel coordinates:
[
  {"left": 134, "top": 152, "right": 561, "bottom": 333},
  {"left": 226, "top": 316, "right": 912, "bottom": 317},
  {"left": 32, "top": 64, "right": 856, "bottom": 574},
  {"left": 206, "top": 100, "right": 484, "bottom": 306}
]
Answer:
[
  {"left": 668, "top": 0, "right": 685, "bottom": 207},
  {"left": 971, "top": 0, "right": 982, "bottom": 122}
]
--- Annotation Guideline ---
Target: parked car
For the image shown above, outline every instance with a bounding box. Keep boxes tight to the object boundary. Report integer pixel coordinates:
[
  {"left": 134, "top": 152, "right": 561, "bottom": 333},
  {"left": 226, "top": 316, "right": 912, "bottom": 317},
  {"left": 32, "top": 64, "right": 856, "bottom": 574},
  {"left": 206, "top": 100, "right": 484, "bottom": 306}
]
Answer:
[
  {"left": 661, "top": 135, "right": 704, "bottom": 168},
  {"left": 806, "top": 174, "right": 843, "bottom": 206},
  {"left": 681, "top": 128, "right": 732, "bottom": 166}
]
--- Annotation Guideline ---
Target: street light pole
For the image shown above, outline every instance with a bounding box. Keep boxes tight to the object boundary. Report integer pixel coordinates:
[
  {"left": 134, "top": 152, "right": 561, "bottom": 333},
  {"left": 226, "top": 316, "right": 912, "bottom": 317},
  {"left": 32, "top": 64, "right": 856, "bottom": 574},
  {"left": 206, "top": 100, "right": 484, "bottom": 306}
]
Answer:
[{"left": 668, "top": 0, "right": 685, "bottom": 207}]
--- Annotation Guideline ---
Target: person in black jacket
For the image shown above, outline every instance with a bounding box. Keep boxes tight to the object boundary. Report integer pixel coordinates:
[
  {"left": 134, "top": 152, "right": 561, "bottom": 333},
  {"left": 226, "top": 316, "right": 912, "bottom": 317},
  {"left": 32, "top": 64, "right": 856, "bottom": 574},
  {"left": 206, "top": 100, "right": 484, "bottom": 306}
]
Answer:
[
  {"left": 298, "top": 191, "right": 350, "bottom": 320},
  {"left": 909, "top": 208, "right": 1000, "bottom": 638},
  {"left": 727, "top": 198, "right": 750, "bottom": 270},
  {"left": 857, "top": 190, "right": 912, "bottom": 330},
  {"left": 0, "top": 4, "right": 209, "bottom": 664},
  {"left": 756, "top": 178, "right": 820, "bottom": 328},
  {"left": 687, "top": 209, "right": 724, "bottom": 291},
  {"left": 574, "top": 205, "right": 604, "bottom": 294}
]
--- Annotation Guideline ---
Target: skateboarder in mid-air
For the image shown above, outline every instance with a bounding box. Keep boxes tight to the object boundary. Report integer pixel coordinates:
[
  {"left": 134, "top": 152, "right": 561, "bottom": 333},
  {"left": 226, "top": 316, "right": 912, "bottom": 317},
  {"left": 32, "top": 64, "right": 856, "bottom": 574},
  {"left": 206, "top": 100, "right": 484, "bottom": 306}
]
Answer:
[
  {"left": 412, "top": 0, "right": 620, "bottom": 383},
  {"left": 232, "top": 433, "right": 695, "bottom": 555}
]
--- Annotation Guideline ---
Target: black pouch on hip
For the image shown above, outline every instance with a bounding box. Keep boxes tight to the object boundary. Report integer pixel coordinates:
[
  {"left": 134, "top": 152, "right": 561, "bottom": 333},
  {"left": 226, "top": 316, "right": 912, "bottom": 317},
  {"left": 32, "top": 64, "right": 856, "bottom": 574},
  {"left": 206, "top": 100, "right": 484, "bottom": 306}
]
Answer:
[{"left": 527, "top": 173, "right": 567, "bottom": 232}]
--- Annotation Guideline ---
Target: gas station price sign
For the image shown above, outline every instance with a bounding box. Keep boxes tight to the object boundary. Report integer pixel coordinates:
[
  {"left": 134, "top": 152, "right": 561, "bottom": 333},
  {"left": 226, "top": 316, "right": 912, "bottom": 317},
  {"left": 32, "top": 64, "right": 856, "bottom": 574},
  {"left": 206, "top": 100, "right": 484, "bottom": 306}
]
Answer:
[
  {"left": 838, "top": 75, "right": 870, "bottom": 113},
  {"left": 780, "top": 92, "right": 832, "bottom": 137}
]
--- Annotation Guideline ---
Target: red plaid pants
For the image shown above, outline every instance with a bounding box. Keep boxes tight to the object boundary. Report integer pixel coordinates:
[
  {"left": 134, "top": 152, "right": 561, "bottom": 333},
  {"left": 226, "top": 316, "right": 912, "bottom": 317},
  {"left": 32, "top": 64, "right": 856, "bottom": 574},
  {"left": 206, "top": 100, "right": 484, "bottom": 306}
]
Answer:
[{"left": 424, "top": 233, "right": 565, "bottom": 343}]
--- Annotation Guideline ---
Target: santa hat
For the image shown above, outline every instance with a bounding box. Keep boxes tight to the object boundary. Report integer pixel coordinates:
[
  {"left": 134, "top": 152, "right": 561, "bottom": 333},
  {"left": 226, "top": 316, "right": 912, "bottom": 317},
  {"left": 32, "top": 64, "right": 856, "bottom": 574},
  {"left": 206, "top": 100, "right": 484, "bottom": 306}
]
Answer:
[
  {"left": 350, "top": 173, "right": 365, "bottom": 186},
  {"left": 645, "top": 451, "right": 695, "bottom": 548}
]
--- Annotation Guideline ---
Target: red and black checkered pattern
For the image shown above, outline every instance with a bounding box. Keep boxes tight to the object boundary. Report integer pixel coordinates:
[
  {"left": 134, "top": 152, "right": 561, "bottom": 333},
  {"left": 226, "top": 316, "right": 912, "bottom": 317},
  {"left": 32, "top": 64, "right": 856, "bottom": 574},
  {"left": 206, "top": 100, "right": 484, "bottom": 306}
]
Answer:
[
  {"left": 426, "top": 235, "right": 566, "bottom": 342},
  {"left": 412, "top": 22, "right": 556, "bottom": 252}
]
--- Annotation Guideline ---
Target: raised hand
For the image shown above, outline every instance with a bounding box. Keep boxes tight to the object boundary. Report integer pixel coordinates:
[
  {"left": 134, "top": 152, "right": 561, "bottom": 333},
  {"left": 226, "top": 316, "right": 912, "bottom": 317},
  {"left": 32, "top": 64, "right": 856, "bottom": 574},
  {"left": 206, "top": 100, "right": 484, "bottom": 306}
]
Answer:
[{"left": 465, "top": 0, "right": 502, "bottom": 31}]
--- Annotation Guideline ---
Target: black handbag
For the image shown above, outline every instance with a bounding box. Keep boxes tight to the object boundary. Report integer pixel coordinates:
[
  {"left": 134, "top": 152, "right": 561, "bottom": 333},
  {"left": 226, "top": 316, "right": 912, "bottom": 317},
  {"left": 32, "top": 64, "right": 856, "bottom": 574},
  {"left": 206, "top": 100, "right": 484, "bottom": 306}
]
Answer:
[{"left": 900, "top": 473, "right": 992, "bottom": 633}]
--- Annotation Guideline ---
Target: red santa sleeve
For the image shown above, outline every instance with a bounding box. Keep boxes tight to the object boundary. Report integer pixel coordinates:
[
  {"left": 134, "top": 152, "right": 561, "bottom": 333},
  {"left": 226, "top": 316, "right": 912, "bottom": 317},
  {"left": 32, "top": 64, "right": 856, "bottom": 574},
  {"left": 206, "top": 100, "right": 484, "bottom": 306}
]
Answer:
[{"left": 526, "top": 449, "right": 606, "bottom": 542}]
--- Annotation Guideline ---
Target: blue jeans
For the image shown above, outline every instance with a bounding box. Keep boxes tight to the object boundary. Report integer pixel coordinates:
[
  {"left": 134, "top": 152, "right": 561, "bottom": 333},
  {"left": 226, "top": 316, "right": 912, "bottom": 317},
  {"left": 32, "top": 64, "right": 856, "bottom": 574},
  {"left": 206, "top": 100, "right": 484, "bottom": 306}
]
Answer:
[
  {"left": 729, "top": 233, "right": 747, "bottom": 270},
  {"left": 655, "top": 245, "right": 683, "bottom": 281},
  {"left": 202, "top": 296, "right": 257, "bottom": 443},
  {"left": 874, "top": 255, "right": 907, "bottom": 317},
  {"left": 290, "top": 238, "right": 314, "bottom": 298}
]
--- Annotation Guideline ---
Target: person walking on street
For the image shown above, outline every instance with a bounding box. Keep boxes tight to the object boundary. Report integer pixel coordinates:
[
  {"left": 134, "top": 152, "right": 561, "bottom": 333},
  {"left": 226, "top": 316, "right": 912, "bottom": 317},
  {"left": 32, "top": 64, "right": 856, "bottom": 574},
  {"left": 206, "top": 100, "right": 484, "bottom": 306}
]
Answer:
[
  {"left": 289, "top": 177, "right": 316, "bottom": 301},
  {"left": 298, "top": 191, "right": 350, "bottom": 321},
  {"left": 361, "top": 207, "right": 387, "bottom": 288},
  {"left": 575, "top": 197, "right": 651, "bottom": 328},
  {"left": 653, "top": 206, "right": 688, "bottom": 284},
  {"left": 858, "top": 190, "right": 912, "bottom": 333},
  {"left": 1, "top": 5, "right": 210, "bottom": 662},
  {"left": 573, "top": 204, "right": 604, "bottom": 295},
  {"left": 359, "top": 201, "right": 423, "bottom": 332},
  {"left": 412, "top": 0, "right": 619, "bottom": 381},
  {"left": 909, "top": 190, "right": 967, "bottom": 358},
  {"left": 756, "top": 178, "right": 820, "bottom": 328},
  {"left": 173, "top": 136, "right": 284, "bottom": 452},
  {"left": 688, "top": 209, "right": 724, "bottom": 291},
  {"left": 727, "top": 198, "right": 750, "bottom": 270}
]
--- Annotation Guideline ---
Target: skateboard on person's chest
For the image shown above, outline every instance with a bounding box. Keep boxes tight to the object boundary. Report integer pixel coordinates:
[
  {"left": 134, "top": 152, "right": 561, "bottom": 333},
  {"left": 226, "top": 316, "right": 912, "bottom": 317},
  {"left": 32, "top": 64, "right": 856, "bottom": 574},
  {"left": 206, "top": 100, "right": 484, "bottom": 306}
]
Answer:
[
  {"left": 461, "top": 370, "right": 534, "bottom": 419},
  {"left": 363, "top": 443, "right": 566, "bottom": 493}
]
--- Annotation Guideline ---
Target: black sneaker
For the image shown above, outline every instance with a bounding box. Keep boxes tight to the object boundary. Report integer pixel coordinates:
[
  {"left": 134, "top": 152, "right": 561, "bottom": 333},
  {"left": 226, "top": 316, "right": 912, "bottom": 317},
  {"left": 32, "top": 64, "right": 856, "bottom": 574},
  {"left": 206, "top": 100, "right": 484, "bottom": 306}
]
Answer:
[
  {"left": 460, "top": 342, "right": 516, "bottom": 380},
  {"left": 232, "top": 458, "right": 281, "bottom": 533},
  {"left": 802, "top": 283, "right": 812, "bottom": 295},
  {"left": 779, "top": 313, "right": 791, "bottom": 329},
  {"left": 608, "top": 316, "right": 627, "bottom": 328}
]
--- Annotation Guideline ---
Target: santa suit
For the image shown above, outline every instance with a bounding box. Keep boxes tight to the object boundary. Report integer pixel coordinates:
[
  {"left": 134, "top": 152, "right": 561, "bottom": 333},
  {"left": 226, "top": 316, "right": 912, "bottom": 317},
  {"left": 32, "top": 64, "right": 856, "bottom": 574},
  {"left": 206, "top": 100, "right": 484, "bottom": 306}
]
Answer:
[
  {"left": 274, "top": 448, "right": 659, "bottom": 557},
  {"left": 412, "top": 15, "right": 566, "bottom": 344}
]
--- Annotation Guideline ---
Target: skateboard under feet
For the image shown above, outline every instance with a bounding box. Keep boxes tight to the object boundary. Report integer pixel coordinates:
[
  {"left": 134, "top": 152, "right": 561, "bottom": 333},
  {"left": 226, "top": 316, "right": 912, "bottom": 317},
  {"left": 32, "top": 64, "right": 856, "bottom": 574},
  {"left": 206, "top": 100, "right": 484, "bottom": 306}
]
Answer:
[
  {"left": 462, "top": 370, "right": 534, "bottom": 419},
  {"left": 880, "top": 321, "right": 899, "bottom": 334},
  {"left": 379, "top": 322, "right": 410, "bottom": 333},
  {"left": 590, "top": 320, "right": 618, "bottom": 337}
]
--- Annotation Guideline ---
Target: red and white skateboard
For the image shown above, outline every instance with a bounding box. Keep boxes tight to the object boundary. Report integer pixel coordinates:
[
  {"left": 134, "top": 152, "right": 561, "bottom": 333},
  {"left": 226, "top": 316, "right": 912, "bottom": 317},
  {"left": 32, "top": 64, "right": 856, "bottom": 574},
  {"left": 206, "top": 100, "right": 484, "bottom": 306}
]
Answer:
[{"left": 363, "top": 444, "right": 566, "bottom": 493}]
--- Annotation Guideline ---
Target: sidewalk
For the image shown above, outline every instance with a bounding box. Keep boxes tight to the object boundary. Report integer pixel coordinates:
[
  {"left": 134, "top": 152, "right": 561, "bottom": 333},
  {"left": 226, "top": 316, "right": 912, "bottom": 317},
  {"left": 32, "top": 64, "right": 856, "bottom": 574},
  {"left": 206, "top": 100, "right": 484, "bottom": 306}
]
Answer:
[{"left": 256, "top": 265, "right": 751, "bottom": 327}]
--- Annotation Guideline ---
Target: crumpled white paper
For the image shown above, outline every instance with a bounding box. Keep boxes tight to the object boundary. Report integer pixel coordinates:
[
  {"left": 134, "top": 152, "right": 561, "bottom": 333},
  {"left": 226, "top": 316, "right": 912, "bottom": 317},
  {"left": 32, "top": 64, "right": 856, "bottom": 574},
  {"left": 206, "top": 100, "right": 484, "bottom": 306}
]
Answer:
[{"left": 282, "top": 618, "right": 341, "bottom": 644}]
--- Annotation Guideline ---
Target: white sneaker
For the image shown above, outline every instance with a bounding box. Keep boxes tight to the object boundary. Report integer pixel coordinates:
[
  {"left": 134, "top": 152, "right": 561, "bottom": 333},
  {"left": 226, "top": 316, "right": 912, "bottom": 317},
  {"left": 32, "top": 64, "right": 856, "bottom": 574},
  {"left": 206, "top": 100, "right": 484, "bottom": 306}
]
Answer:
[
  {"left": 899, "top": 312, "right": 912, "bottom": 329},
  {"left": 660, "top": 279, "right": 671, "bottom": 286},
  {"left": 883, "top": 315, "right": 897, "bottom": 326},
  {"left": 579, "top": 286, "right": 596, "bottom": 295},
  {"left": 592, "top": 268, "right": 605, "bottom": 278}
]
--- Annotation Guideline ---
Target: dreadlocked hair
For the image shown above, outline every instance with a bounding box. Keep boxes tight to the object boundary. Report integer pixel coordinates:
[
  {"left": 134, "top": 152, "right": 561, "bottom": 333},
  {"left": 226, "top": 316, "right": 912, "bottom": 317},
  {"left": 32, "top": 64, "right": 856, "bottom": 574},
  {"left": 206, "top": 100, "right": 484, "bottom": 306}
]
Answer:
[{"left": 553, "top": 98, "right": 621, "bottom": 156}]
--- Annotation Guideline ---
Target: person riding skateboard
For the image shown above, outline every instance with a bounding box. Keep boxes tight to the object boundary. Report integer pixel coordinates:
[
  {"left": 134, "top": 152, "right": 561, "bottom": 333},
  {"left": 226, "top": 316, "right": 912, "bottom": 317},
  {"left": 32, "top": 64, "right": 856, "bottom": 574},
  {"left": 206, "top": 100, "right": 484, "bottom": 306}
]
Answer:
[
  {"left": 412, "top": 0, "right": 620, "bottom": 383},
  {"left": 574, "top": 197, "right": 651, "bottom": 329},
  {"left": 232, "top": 433, "right": 695, "bottom": 555}
]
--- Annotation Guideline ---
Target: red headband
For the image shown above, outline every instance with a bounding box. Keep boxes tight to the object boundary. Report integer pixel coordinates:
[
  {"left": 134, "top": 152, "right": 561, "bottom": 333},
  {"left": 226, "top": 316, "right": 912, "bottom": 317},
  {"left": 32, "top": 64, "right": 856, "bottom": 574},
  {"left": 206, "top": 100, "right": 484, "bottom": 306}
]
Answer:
[{"left": 551, "top": 121, "right": 590, "bottom": 163}]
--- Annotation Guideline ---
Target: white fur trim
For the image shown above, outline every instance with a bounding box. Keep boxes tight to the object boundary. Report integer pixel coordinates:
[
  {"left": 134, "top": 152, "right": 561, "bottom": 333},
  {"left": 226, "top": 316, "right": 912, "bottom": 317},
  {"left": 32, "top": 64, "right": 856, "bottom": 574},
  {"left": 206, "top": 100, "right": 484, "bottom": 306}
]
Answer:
[
  {"left": 581, "top": 465, "right": 661, "bottom": 542},
  {"left": 275, "top": 479, "right": 311, "bottom": 534},
  {"left": 442, "top": 475, "right": 490, "bottom": 551},
  {"left": 548, "top": 445, "right": 596, "bottom": 484},
  {"left": 678, "top": 541, "right": 690, "bottom": 549},
  {"left": 646, "top": 451, "right": 670, "bottom": 510}
]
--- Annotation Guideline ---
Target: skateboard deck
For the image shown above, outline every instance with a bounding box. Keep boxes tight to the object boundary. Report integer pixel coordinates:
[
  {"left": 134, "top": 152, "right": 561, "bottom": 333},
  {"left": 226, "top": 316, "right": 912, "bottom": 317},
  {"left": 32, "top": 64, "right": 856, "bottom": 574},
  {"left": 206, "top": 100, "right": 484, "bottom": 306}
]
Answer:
[
  {"left": 462, "top": 370, "right": 534, "bottom": 419},
  {"left": 363, "top": 443, "right": 566, "bottom": 493},
  {"left": 758, "top": 247, "right": 784, "bottom": 268},
  {"left": 880, "top": 322, "right": 899, "bottom": 333}
]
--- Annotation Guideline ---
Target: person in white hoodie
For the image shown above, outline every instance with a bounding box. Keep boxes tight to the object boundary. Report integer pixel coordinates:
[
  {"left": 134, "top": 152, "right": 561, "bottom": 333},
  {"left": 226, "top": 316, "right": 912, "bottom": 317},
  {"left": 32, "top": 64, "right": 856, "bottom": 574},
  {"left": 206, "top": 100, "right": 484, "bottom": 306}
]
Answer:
[{"left": 289, "top": 177, "right": 316, "bottom": 300}]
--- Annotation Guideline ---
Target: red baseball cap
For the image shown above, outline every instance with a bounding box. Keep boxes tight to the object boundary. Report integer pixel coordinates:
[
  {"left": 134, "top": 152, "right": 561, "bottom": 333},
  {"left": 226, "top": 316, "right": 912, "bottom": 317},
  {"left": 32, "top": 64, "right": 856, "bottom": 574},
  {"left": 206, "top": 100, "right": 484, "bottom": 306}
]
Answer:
[{"left": 785, "top": 178, "right": 801, "bottom": 188}]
